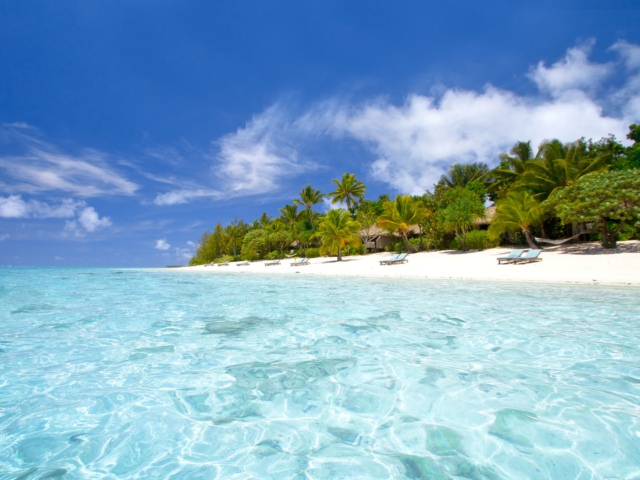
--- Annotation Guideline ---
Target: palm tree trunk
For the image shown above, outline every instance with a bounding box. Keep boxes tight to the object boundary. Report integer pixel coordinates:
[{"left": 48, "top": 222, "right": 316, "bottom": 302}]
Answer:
[
  {"left": 523, "top": 228, "right": 540, "bottom": 249},
  {"left": 308, "top": 207, "right": 315, "bottom": 231},
  {"left": 403, "top": 234, "right": 416, "bottom": 253},
  {"left": 337, "top": 246, "right": 342, "bottom": 261}
]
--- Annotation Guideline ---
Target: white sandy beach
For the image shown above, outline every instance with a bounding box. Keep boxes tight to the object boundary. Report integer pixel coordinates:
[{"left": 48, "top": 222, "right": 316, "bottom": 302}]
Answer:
[{"left": 176, "top": 240, "right": 640, "bottom": 287}]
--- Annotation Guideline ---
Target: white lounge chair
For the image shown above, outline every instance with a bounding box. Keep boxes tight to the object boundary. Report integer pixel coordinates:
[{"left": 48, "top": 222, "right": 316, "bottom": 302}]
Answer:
[
  {"left": 264, "top": 259, "right": 281, "bottom": 266},
  {"left": 497, "top": 250, "right": 524, "bottom": 264},
  {"left": 290, "top": 258, "right": 310, "bottom": 266},
  {"left": 512, "top": 249, "right": 542, "bottom": 264},
  {"left": 236, "top": 261, "right": 250, "bottom": 267}
]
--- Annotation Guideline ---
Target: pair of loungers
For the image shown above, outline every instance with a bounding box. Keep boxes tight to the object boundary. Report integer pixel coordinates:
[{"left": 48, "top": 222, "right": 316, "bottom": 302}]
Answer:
[
  {"left": 497, "top": 249, "right": 542, "bottom": 264},
  {"left": 264, "top": 258, "right": 311, "bottom": 267},
  {"left": 379, "top": 253, "right": 409, "bottom": 265}
]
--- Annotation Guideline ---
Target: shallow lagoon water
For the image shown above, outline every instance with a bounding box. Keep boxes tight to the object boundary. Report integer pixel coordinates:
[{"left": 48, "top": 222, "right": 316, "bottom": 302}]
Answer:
[{"left": 1, "top": 267, "right": 639, "bottom": 479}]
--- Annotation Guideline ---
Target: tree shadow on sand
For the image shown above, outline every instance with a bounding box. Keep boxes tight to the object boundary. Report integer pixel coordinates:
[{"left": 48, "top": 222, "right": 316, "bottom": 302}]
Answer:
[{"left": 541, "top": 241, "right": 640, "bottom": 255}]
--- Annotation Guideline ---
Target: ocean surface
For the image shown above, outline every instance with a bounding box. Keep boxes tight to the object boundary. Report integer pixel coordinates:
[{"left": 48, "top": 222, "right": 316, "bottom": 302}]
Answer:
[{"left": 1, "top": 267, "right": 639, "bottom": 479}]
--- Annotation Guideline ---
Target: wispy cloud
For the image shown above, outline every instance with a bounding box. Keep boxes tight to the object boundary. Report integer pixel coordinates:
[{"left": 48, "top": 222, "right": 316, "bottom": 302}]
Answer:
[
  {"left": 0, "top": 127, "right": 139, "bottom": 197},
  {"left": 0, "top": 233, "right": 9, "bottom": 241},
  {"left": 0, "top": 195, "right": 85, "bottom": 218},
  {"left": 153, "top": 188, "right": 222, "bottom": 206},
  {"left": 215, "top": 104, "right": 311, "bottom": 196}
]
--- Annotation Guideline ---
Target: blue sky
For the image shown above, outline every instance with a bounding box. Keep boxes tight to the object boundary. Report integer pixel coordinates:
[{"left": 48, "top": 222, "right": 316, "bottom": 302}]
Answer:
[{"left": 1, "top": 1, "right": 639, "bottom": 267}]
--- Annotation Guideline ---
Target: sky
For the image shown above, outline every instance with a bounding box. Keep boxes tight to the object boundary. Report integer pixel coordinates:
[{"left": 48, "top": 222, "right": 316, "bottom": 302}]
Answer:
[{"left": 1, "top": 1, "right": 639, "bottom": 267}]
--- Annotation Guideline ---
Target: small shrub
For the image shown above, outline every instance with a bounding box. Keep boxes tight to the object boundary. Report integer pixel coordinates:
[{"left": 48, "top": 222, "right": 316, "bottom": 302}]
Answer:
[
  {"left": 449, "top": 230, "right": 498, "bottom": 250},
  {"left": 216, "top": 255, "right": 235, "bottom": 263},
  {"left": 305, "top": 247, "right": 322, "bottom": 258},
  {"left": 240, "top": 253, "right": 256, "bottom": 261},
  {"left": 344, "top": 244, "right": 365, "bottom": 256},
  {"left": 618, "top": 224, "right": 638, "bottom": 241},
  {"left": 264, "top": 251, "right": 282, "bottom": 260}
]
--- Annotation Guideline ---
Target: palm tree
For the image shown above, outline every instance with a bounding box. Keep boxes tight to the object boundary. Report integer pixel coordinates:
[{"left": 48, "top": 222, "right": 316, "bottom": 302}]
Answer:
[
  {"left": 328, "top": 173, "right": 366, "bottom": 209},
  {"left": 377, "top": 195, "right": 429, "bottom": 253},
  {"left": 489, "top": 141, "right": 537, "bottom": 196},
  {"left": 278, "top": 204, "right": 303, "bottom": 230},
  {"left": 259, "top": 213, "right": 272, "bottom": 227},
  {"left": 223, "top": 219, "right": 246, "bottom": 259},
  {"left": 519, "top": 139, "right": 607, "bottom": 201},
  {"left": 439, "top": 189, "right": 485, "bottom": 251},
  {"left": 293, "top": 185, "right": 325, "bottom": 231},
  {"left": 313, "top": 209, "right": 362, "bottom": 261},
  {"left": 439, "top": 162, "right": 489, "bottom": 188},
  {"left": 488, "top": 191, "right": 542, "bottom": 249}
]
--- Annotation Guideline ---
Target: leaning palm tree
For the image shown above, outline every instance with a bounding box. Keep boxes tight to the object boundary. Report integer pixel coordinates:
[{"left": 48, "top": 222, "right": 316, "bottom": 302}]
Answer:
[
  {"left": 518, "top": 139, "right": 608, "bottom": 201},
  {"left": 439, "top": 162, "right": 489, "bottom": 188},
  {"left": 328, "top": 173, "right": 366, "bottom": 209},
  {"left": 377, "top": 195, "right": 429, "bottom": 253},
  {"left": 293, "top": 185, "right": 325, "bottom": 231},
  {"left": 312, "top": 209, "right": 362, "bottom": 261},
  {"left": 278, "top": 204, "right": 303, "bottom": 230},
  {"left": 488, "top": 191, "right": 543, "bottom": 249}
]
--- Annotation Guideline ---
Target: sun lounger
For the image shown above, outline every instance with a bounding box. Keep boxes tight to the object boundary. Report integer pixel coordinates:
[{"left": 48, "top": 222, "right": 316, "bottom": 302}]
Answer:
[
  {"left": 217, "top": 261, "right": 229, "bottom": 267},
  {"left": 380, "top": 254, "right": 399, "bottom": 265},
  {"left": 290, "top": 258, "right": 310, "bottom": 266},
  {"left": 497, "top": 250, "right": 524, "bottom": 264},
  {"left": 512, "top": 249, "right": 542, "bottom": 264},
  {"left": 204, "top": 262, "right": 215, "bottom": 267},
  {"left": 264, "top": 259, "right": 281, "bottom": 266},
  {"left": 236, "top": 261, "right": 250, "bottom": 266},
  {"left": 387, "top": 252, "right": 408, "bottom": 265},
  {"left": 380, "top": 253, "right": 408, "bottom": 265}
]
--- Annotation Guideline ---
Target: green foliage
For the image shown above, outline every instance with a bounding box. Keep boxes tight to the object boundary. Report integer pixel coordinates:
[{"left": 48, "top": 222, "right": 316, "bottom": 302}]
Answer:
[
  {"left": 488, "top": 191, "right": 543, "bottom": 249},
  {"left": 377, "top": 195, "right": 430, "bottom": 253},
  {"left": 624, "top": 124, "right": 640, "bottom": 170},
  {"left": 618, "top": 224, "right": 638, "bottom": 241},
  {"left": 438, "top": 162, "right": 489, "bottom": 188},
  {"left": 328, "top": 173, "right": 366, "bottom": 209},
  {"left": 216, "top": 255, "right": 234, "bottom": 263},
  {"left": 264, "top": 251, "right": 282, "bottom": 260},
  {"left": 449, "top": 230, "right": 498, "bottom": 251},
  {"left": 240, "top": 253, "right": 256, "bottom": 261},
  {"left": 439, "top": 187, "right": 485, "bottom": 251},
  {"left": 313, "top": 209, "right": 362, "bottom": 261},
  {"left": 544, "top": 170, "right": 640, "bottom": 248},
  {"left": 304, "top": 247, "right": 322, "bottom": 258},
  {"left": 293, "top": 185, "right": 325, "bottom": 231}
]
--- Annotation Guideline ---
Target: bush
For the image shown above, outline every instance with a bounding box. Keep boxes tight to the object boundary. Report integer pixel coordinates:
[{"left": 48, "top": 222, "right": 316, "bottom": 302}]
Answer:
[
  {"left": 449, "top": 230, "right": 498, "bottom": 250},
  {"left": 344, "top": 244, "right": 365, "bottom": 256},
  {"left": 304, "top": 247, "right": 322, "bottom": 258},
  {"left": 618, "top": 223, "right": 638, "bottom": 241},
  {"left": 264, "top": 250, "right": 282, "bottom": 260},
  {"left": 240, "top": 253, "right": 256, "bottom": 261},
  {"left": 216, "top": 255, "right": 235, "bottom": 263}
]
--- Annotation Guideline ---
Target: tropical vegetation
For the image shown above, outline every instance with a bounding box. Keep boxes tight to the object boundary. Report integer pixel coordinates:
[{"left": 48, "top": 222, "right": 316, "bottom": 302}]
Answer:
[{"left": 187, "top": 124, "right": 640, "bottom": 264}]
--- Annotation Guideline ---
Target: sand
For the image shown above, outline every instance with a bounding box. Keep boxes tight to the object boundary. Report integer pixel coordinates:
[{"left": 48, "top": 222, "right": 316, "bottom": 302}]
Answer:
[{"left": 176, "top": 241, "right": 640, "bottom": 287}]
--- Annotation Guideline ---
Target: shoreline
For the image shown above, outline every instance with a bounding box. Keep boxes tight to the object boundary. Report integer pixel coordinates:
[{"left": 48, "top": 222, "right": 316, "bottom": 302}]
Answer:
[{"left": 170, "top": 241, "right": 640, "bottom": 287}]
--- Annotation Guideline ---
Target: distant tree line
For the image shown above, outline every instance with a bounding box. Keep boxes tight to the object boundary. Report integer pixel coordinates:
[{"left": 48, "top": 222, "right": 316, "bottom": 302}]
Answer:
[{"left": 189, "top": 124, "right": 640, "bottom": 264}]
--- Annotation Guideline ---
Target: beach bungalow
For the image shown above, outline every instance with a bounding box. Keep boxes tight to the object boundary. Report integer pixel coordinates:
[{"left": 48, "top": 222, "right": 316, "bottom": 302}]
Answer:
[{"left": 360, "top": 206, "right": 496, "bottom": 252}]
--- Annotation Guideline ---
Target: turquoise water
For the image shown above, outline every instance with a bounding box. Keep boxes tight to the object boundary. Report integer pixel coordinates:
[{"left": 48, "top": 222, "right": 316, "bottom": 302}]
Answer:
[{"left": 1, "top": 268, "right": 639, "bottom": 479}]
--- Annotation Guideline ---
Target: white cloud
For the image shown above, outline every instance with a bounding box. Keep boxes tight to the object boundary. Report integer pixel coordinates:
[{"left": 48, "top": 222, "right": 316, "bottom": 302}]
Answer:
[
  {"left": 54, "top": 256, "right": 62, "bottom": 261},
  {"left": 610, "top": 40, "right": 640, "bottom": 70},
  {"left": 215, "top": 104, "right": 309, "bottom": 196},
  {"left": 0, "top": 128, "right": 139, "bottom": 197},
  {"left": 175, "top": 247, "right": 192, "bottom": 260},
  {"left": 0, "top": 234, "right": 9, "bottom": 241},
  {"left": 529, "top": 39, "right": 612, "bottom": 96},
  {"left": 77, "top": 207, "right": 112, "bottom": 232},
  {"left": 321, "top": 197, "right": 347, "bottom": 212},
  {"left": 155, "top": 239, "right": 171, "bottom": 250},
  {"left": 186, "top": 240, "right": 197, "bottom": 248},
  {"left": 153, "top": 188, "right": 222, "bottom": 206},
  {"left": 290, "top": 39, "right": 638, "bottom": 195},
  {"left": 0, "top": 195, "right": 86, "bottom": 218}
]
